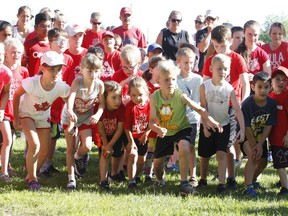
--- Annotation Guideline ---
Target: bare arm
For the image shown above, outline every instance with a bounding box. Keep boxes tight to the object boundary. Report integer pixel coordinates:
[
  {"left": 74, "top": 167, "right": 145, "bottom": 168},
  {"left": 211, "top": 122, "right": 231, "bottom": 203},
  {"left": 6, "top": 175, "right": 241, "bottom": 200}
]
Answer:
[
  {"left": 197, "top": 26, "right": 212, "bottom": 53},
  {"left": 155, "top": 31, "right": 163, "bottom": 46},
  {"left": 262, "top": 60, "right": 272, "bottom": 77},
  {"left": 91, "top": 81, "right": 105, "bottom": 124},
  {"left": 240, "top": 73, "right": 250, "bottom": 102},
  {"left": 67, "top": 79, "right": 79, "bottom": 123},
  {"left": 149, "top": 94, "right": 167, "bottom": 138},
  {"left": 230, "top": 90, "right": 245, "bottom": 142},
  {"left": 12, "top": 85, "right": 26, "bottom": 130}
]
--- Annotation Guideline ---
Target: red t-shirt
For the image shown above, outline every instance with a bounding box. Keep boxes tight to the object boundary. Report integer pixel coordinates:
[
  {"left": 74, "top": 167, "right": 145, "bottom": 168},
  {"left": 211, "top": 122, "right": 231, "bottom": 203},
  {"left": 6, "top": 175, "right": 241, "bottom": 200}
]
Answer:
[
  {"left": 124, "top": 100, "right": 150, "bottom": 139},
  {"left": 112, "top": 69, "right": 143, "bottom": 104},
  {"left": 100, "top": 104, "right": 125, "bottom": 137},
  {"left": 246, "top": 46, "right": 270, "bottom": 75},
  {"left": 64, "top": 48, "right": 88, "bottom": 86},
  {"left": 101, "top": 50, "right": 121, "bottom": 82},
  {"left": 23, "top": 37, "right": 51, "bottom": 77},
  {"left": 261, "top": 41, "right": 288, "bottom": 71},
  {"left": 82, "top": 29, "right": 105, "bottom": 49},
  {"left": 112, "top": 25, "right": 147, "bottom": 48},
  {"left": 202, "top": 51, "right": 247, "bottom": 103},
  {"left": 268, "top": 91, "right": 288, "bottom": 146}
]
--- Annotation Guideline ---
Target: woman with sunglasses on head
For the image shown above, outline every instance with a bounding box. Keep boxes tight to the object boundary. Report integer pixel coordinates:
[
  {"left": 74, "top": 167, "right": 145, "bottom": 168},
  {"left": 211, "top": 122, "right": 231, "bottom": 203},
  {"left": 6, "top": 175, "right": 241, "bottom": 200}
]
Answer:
[
  {"left": 156, "top": 10, "right": 192, "bottom": 61},
  {"left": 82, "top": 12, "right": 105, "bottom": 49}
]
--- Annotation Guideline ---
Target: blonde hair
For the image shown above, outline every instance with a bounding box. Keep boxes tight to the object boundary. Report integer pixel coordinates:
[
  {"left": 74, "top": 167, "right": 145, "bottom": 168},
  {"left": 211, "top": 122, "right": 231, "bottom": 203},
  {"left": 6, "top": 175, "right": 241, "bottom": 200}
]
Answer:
[
  {"left": 128, "top": 76, "right": 149, "bottom": 96},
  {"left": 168, "top": 10, "right": 182, "bottom": 20},
  {"left": 211, "top": 53, "right": 231, "bottom": 66},
  {"left": 80, "top": 53, "right": 103, "bottom": 70},
  {"left": 4, "top": 38, "right": 24, "bottom": 53},
  {"left": 120, "top": 44, "right": 141, "bottom": 65},
  {"left": 176, "top": 47, "right": 196, "bottom": 60},
  {"left": 157, "top": 59, "right": 180, "bottom": 78}
]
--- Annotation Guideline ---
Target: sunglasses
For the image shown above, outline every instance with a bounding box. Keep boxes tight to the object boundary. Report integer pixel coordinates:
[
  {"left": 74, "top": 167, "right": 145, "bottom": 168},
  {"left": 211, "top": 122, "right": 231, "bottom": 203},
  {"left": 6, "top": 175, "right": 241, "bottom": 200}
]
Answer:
[
  {"left": 194, "top": 20, "right": 203, "bottom": 25},
  {"left": 91, "top": 21, "right": 102, "bottom": 25},
  {"left": 121, "top": 64, "right": 137, "bottom": 71},
  {"left": 171, "top": 18, "right": 182, "bottom": 23}
]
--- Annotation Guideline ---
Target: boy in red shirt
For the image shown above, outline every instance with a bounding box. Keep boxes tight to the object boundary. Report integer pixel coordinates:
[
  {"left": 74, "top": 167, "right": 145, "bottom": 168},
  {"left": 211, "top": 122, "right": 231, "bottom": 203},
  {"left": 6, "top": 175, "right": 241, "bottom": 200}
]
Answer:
[{"left": 268, "top": 66, "right": 288, "bottom": 196}]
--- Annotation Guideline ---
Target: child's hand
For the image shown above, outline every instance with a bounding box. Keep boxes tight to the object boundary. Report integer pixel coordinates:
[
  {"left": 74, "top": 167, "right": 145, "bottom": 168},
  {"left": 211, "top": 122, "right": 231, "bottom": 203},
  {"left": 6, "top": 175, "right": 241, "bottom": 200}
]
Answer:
[
  {"left": 138, "top": 133, "right": 148, "bottom": 145},
  {"left": 126, "top": 141, "right": 137, "bottom": 152},
  {"left": 206, "top": 116, "right": 223, "bottom": 133},
  {"left": 89, "top": 114, "right": 100, "bottom": 124},
  {"left": 237, "top": 130, "right": 245, "bottom": 143},
  {"left": 68, "top": 111, "right": 77, "bottom": 122},
  {"left": 157, "top": 127, "right": 167, "bottom": 138},
  {"left": 102, "top": 144, "right": 114, "bottom": 159},
  {"left": 252, "top": 144, "right": 263, "bottom": 160},
  {"left": 203, "top": 127, "right": 211, "bottom": 138},
  {"left": 283, "top": 134, "right": 288, "bottom": 148}
]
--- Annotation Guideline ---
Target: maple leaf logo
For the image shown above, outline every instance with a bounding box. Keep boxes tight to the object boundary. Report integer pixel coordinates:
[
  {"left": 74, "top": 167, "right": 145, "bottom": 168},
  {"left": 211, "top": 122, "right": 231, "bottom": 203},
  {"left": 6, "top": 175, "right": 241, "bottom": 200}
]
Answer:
[{"left": 34, "top": 101, "right": 51, "bottom": 111}]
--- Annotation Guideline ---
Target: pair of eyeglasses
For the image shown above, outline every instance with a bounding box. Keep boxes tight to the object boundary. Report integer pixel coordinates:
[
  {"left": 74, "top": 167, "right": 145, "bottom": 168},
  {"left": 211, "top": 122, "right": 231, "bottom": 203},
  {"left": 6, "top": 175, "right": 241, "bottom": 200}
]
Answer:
[
  {"left": 52, "top": 37, "right": 68, "bottom": 44},
  {"left": 194, "top": 20, "right": 203, "bottom": 25},
  {"left": 91, "top": 21, "right": 102, "bottom": 25},
  {"left": 171, "top": 18, "right": 182, "bottom": 23},
  {"left": 121, "top": 64, "right": 137, "bottom": 71}
]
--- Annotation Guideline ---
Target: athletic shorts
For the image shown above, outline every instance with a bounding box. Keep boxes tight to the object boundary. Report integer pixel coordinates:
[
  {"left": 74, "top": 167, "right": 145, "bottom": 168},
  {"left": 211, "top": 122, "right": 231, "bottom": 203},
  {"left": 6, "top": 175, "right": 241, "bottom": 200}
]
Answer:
[
  {"left": 198, "top": 124, "right": 230, "bottom": 158},
  {"left": 98, "top": 134, "right": 125, "bottom": 158},
  {"left": 240, "top": 139, "right": 268, "bottom": 159},
  {"left": 154, "top": 127, "right": 192, "bottom": 159},
  {"left": 271, "top": 145, "right": 288, "bottom": 169},
  {"left": 190, "top": 123, "right": 197, "bottom": 146}
]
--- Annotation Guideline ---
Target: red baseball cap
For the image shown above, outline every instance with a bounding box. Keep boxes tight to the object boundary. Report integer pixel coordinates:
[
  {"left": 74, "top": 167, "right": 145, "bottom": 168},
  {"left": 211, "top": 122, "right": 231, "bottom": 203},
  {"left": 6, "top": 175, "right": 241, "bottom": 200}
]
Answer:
[
  {"left": 120, "top": 7, "right": 132, "bottom": 16},
  {"left": 271, "top": 66, "right": 288, "bottom": 78},
  {"left": 102, "top": 31, "right": 115, "bottom": 38}
]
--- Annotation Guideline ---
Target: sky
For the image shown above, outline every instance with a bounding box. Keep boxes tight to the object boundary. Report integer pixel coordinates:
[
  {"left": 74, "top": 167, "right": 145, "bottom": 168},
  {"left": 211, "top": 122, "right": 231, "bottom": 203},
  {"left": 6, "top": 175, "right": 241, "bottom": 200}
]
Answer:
[{"left": 1, "top": 0, "right": 287, "bottom": 43}]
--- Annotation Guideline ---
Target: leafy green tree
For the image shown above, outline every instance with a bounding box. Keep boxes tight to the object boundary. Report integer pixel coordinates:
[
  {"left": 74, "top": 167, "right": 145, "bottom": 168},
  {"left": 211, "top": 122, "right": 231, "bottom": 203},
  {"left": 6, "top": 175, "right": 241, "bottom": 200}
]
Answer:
[{"left": 259, "top": 14, "right": 288, "bottom": 43}]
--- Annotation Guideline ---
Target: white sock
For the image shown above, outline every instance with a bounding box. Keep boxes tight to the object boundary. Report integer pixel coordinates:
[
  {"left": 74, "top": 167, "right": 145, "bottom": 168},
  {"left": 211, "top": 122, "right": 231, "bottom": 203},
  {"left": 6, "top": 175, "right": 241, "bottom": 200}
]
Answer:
[
  {"left": 68, "top": 174, "right": 75, "bottom": 182},
  {"left": 74, "top": 152, "right": 82, "bottom": 160}
]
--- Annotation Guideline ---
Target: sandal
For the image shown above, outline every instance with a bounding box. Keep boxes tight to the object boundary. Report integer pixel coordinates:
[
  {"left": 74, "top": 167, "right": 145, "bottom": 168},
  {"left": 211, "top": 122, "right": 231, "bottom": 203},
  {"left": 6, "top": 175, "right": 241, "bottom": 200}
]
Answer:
[{"left": 27, "top": 181, "right": 42, "bottom": 191}]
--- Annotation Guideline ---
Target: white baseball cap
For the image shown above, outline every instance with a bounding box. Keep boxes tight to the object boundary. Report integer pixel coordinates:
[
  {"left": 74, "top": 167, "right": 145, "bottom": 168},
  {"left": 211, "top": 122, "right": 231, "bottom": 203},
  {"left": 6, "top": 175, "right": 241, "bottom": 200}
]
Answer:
[
  {"left": 65, "top": 24, "right": 85, "bottom": 36},
  {"left": 40, "top": 51, "right": 66, "bottom": 66}
]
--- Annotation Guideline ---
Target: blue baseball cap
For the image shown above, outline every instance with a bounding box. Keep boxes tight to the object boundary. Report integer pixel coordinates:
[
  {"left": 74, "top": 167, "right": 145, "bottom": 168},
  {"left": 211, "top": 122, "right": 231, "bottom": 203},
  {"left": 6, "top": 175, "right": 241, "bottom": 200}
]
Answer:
[{"left": 147, "top": 43, "right": 163, "bottom": 53}]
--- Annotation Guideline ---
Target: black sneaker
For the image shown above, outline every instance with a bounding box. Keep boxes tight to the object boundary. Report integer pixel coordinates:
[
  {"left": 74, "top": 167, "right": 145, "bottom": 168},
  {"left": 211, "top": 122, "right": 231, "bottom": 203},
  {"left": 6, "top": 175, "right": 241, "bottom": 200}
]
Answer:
[
  {"left": 135, "top": 176, "right": 141, "bottom": 184},
  {"left": 99, "top": 181, "right": 110, "bottom": 191},
  {"left": 128, "top": 182, "right": 137, "bottom": 191},
  {"left": 37, "top": 170, "right": 51, "bottom": 180},
  {"left": 48, "top": 165, "right": 60, "bottom": 174},
  {"left": 275, "top": 180, "right": 281, "bottom": 188},
  {"left": 226, "top": 177, "right": 237, "bottom": 189},
  {"left": 278, "top": 187, "right": 288, "bottom": 196},
  {"left": 116, "top": 170, "right": 126, "bottom": 182},
  {"left": 198, "top": 179, "right": 207, "bottom": 187},
  {"left": 216, "top": 184, "right": 226, "bottom": 193},
  {"left": 74, "top": 157, "right": 86, "bottom": 177}
]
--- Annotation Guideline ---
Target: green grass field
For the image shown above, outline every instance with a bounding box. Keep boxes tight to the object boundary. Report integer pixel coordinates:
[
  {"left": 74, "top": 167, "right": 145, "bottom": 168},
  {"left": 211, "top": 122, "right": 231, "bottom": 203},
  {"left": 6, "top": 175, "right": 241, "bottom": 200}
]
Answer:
[{"left": 0, "top": 136, "right": 287, "bottom": 216}]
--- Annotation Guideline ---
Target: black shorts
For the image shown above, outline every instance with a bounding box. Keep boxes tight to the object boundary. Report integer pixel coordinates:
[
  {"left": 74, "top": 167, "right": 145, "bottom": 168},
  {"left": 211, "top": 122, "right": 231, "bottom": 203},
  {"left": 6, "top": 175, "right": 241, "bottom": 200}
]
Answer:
[
  {"left": 198, "top": 124, "right": 230, "bottom": 158},
  {"left": 50, "top": 122, "right": 61, "bottom": 139},
  {"left": 154, "top": 127, "right": 192, "bottom": 159},
  {"left": 134, "top": 138, "right": 148, "bottom": 156},
  {"left": 98, "top": 134, "right": 125, "bottom": 158},
  {"left": 271, "top": 145, "right": 288, "bottom": 169},
  {"left": 240, "top": 139, "right": 268, "bottom": 159}
]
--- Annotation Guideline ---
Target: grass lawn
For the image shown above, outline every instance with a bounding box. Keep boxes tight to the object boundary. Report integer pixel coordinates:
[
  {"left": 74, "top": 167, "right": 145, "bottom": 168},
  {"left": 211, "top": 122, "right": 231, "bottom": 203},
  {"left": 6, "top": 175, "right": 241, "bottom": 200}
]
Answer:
[{"left": 0, "top": 135, "right": 287, "bottom": 216}]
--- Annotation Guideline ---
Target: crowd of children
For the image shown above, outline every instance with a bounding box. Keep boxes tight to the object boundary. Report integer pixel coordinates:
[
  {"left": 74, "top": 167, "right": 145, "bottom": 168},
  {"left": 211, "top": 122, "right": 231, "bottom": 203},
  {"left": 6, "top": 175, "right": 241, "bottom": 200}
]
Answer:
[{"left": 0, "top": 5, "right": 288, "bottom": 198}]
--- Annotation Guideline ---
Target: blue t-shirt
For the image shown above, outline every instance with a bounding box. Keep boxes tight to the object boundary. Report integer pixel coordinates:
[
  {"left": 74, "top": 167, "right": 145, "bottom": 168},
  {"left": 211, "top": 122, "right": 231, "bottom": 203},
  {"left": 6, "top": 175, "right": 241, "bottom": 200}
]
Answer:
[{"left": 241, "top": 95, "right": 277, "bottom": 142}]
